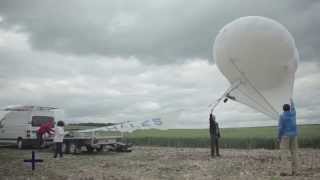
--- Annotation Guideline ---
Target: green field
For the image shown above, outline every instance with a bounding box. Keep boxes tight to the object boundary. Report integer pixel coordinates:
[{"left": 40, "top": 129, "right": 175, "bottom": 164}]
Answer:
[{"left": 126, "top": 124, "right": 320, "bottom": 149}]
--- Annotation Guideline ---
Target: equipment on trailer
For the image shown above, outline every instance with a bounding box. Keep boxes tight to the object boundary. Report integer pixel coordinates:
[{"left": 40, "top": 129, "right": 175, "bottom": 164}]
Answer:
[{"left": 50, "top": 130, "right": 133, "bottom": 154}]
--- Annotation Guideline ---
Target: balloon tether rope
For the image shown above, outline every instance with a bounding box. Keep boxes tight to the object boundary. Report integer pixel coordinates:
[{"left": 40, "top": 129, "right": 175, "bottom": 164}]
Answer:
[{"left": 229, "top": 58, "right": 279, "bottom": 118}]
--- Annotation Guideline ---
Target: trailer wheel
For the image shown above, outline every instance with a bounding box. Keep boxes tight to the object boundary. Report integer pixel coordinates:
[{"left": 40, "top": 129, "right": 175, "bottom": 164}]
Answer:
[
  {"left": 68, "top": 143, "right": 76, "bottom": 154},
  {"left": 86, "top": 145, "right": 94, "bottom": 153},
  {"left": 68, "top": 142, "right": 81, "bottom": 154},
  {"left": 62, "top": 143, "right": 67, "bottom": 153},
  {"left": 17, "top": 138, "right": 23, "bottom": 149},
  {"left": 96, "top": 145, "right": 103, "bottom": 152},
  {"left": 64, "top": 143, "right": 71, "bottom": 154}
]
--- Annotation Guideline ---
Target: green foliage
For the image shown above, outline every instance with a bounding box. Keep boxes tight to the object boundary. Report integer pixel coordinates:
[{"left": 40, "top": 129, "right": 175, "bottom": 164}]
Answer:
[{"left": 127, "top": 125, "right": 320, "bottom": 149}]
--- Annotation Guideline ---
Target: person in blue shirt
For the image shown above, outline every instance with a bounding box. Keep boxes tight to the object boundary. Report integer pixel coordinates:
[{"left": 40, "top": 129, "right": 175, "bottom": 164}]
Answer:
[{"left": 278, "top": 98, "right": 298, "bottom": 175}]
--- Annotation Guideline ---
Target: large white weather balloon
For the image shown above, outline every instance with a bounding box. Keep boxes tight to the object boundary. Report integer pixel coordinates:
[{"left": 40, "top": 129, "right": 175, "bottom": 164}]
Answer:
[{"left": 213, "top": 16, "right": 299, "bottom": 119}]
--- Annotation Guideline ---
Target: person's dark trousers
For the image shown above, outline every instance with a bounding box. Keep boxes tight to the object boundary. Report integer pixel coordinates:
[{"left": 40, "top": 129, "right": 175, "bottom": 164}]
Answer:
[
  {"left": 210, "top": 135, "right": 220, "bottom": 157},
  {"left": 54, "top": 142, "right": 63, "bottom": 158},
  {"left": 215, "top": 138, "right": 220, "bottom": 156},
  {"left": 36, "top": 132, "right": 43, "bottom": 148},
  {"left": 210, "top": 134, "right": 215, "bottom": 157}
]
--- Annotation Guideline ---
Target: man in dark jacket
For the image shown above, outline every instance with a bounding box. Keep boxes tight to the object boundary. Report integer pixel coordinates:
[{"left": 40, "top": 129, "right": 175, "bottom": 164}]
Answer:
[{"left": 209, "top": 113, "right": 220, "bottom": 157}]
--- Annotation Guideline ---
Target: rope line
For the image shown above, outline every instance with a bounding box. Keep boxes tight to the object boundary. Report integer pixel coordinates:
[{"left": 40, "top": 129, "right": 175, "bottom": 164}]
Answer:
[{"left": 229, "top": 58, "right": 279, "bottom": 118}]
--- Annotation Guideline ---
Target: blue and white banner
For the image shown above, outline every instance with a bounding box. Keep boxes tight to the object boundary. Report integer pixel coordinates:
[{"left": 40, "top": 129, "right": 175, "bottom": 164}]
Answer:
[{"left": 77, "top": 118, "right": 163, "bottom": 133}]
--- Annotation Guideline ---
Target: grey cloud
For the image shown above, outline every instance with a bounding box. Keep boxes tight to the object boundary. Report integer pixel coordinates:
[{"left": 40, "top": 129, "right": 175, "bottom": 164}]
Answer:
[
  {"left": 0, "top": 44, "right": 319, "bottom": 126},
  {"left": 0, "top": 42, "right": 228, "bottom": 124},
  {"left": 0, "top": 0, "right": 319, "bottom": 64},
  {"left": 0, "top": 1, "right": 320, "bottom": 127}
]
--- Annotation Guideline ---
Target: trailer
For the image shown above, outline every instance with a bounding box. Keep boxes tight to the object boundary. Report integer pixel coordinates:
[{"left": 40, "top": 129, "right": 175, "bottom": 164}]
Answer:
[
  {"left": 44, "top": 131, "right": 132, "bottom": 154},
  {"left": 57, "top": 117, "right": 163, "bottom": 154}
]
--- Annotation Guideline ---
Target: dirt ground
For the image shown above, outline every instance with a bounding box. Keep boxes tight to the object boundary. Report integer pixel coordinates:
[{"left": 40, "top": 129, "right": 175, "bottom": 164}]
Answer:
[{"left": 0, "top": 146, "right": 319, "bottom": 180}]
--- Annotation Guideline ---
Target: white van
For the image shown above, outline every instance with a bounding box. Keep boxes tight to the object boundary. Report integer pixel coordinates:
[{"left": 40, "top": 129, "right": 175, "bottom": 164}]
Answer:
[{"left": 0, "top": 105, "right": 64, "bottom": 149}]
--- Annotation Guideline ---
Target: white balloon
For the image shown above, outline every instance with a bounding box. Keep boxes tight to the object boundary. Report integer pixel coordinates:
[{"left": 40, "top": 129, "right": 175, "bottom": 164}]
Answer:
[{"left": 213, "top": 16, "right": 299, "bottom": 119}]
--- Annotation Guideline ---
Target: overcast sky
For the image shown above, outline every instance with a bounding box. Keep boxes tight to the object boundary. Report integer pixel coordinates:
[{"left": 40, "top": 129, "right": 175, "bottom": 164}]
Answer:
[{"left": 0, "top": 0, "right": 319, "bottom": 128}]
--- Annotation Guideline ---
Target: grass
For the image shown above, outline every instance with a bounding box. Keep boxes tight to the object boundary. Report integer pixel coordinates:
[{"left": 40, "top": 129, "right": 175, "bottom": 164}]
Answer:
[
  {"left": 126, "top": 124, "right": 320, "bottom": 149},
  {"left": 66, "top": 124, "right": 320, "bottom": 149}
]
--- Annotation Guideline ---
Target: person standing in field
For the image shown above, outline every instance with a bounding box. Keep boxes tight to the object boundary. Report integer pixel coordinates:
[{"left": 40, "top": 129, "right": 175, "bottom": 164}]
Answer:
[
  {"left": 53, "top": 121, "right": 65, "bottom": 158},
  {"left": 209, "top": 113, "right": 220, "bottom": 157},
  {"left": 37, "top": 121, "right": 54, "bottom": 148},
  {"left": 278, "top": 98, "right": 298, "bottom": 175}
]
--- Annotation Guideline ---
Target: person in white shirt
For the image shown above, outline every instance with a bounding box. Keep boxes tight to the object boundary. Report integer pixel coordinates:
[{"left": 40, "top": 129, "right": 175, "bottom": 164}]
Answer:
[{"left": 53, "top": 121, "right": 65, "bottom": 158}]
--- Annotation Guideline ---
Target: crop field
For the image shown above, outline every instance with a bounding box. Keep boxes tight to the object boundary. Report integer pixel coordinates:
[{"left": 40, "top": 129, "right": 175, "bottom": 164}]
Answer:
[
  {"left": 66, "top": 124, "right": 320, "bottom": 149},
  {"left": 127, "top": 125, "right": 320, "bottom": 149}
]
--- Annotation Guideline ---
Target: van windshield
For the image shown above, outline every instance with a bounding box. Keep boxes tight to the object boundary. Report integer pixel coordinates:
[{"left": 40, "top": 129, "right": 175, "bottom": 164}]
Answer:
[{"left": 32, "top": 116, "right": 54, "bottom": 127}]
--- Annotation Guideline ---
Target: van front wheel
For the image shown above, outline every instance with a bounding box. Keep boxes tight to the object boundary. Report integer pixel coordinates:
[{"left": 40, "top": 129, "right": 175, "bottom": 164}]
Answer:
[{"left": 17, "top": 139, "right": 23, "bottom": 149}]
